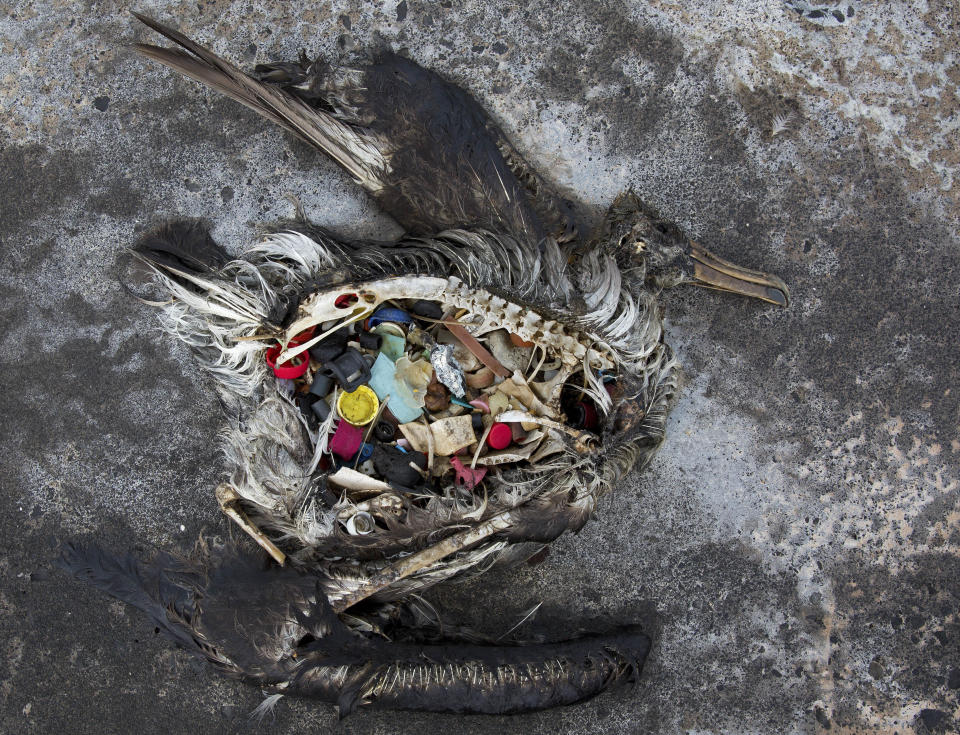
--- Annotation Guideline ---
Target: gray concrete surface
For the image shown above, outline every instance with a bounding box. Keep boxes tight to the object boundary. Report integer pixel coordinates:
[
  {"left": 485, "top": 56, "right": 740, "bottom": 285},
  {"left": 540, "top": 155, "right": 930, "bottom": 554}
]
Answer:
[{"left": 2, "top": 1, "right": 958, "bottom": 733}]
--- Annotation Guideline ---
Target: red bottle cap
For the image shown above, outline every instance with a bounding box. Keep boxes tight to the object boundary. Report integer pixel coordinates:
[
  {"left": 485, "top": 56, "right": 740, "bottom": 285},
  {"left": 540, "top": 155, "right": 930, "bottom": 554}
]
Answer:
[
  {"left": 265, "top": 344, "right": 310, "bottom": 379},
  {"left": 487, "top": 422, "right": 512, "bottom": 450}
]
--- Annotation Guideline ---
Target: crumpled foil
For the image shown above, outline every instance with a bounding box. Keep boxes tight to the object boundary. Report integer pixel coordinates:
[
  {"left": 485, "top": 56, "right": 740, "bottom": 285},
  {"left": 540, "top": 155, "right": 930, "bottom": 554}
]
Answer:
[{"left": 430, "top": 344, "right": 466, "bottom": 398}]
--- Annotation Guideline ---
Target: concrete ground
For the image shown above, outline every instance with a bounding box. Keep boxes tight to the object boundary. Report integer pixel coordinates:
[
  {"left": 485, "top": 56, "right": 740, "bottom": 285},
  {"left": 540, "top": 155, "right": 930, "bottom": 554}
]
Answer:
[{"left": 1, "top": 1, "right": 958, "bottom": 732}]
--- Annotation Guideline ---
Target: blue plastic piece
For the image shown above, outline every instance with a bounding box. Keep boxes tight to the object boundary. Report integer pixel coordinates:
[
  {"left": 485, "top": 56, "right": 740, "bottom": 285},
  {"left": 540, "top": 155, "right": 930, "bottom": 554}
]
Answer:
[
  {"left": 355, "top": 442, "right": 374, "bottom": 463},
  {"left": 368, "top": 307, "right": 413, "bottom": 328}
]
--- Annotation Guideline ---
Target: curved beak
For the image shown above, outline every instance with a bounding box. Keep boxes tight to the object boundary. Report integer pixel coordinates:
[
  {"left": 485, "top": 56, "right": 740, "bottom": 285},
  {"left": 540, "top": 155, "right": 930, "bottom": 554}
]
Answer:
[{"left": 688, "top": 241, "right": 790, "bottom": 307}]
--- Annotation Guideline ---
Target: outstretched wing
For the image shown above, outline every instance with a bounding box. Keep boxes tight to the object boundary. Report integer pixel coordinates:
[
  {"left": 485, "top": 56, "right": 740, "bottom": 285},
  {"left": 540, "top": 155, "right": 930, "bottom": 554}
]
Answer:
[
  {"left": 61, "top": 540, "right": 649, "bottom": 715},
  {"left": 133, "top": 12, "right": 387, "bottom": 193},
  {"left": 133, "top": 14, "right": 576, "bottom": 243}
]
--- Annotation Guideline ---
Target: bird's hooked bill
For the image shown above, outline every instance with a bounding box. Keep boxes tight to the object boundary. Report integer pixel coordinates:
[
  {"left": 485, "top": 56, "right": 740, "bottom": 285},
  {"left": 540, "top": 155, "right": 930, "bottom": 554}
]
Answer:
[{"left": 687, "top": 241, "right": 790, "bottom": 307}]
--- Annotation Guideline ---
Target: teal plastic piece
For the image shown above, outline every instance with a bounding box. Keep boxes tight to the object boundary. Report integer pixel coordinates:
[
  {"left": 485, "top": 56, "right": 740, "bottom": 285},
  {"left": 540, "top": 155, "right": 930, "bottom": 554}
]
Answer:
[
  {"left": 368, "top": 353, "right": 423, "bottom": 423},
  {"left": 373, "top": 330, "right": 406, "bottom": 362}
]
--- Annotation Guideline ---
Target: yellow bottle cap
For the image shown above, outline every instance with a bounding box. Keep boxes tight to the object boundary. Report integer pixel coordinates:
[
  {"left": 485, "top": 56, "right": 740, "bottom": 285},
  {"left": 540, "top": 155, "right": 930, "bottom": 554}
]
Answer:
[{"left": 336, "top": 385, "right": 379, "bottom": 426}]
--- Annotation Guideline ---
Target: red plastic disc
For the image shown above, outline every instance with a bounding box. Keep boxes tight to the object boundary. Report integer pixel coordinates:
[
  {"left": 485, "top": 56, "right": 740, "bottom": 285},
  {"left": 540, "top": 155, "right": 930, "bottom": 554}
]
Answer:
[{"left": 487, "top": 422, "right": 512, "bottom": 450}]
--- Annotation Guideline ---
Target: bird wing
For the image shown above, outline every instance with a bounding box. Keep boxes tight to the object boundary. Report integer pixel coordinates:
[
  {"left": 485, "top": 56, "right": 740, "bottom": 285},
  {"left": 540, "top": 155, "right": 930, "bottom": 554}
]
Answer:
[
  {"left": 61, "top": 540, "right": 650, "bottom": 715},
  {"left": 132, "top": 13, "right": 388, "bottom": 195},
  {"left": 132, "top": 14, "right": 576, "bottom": 244},
  {"left": 336, "top": 52, "right": 563, "bottom": 241}
]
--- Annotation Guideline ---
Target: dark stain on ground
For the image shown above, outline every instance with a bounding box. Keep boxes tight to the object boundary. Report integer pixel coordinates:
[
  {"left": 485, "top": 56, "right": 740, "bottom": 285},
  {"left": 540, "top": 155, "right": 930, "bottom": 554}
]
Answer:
[
  {"left": 534, "top": 5, "right": 683, "bottom": 151},
  {"left": 0, "top": 144, "right": 88, "bottom": 231},
  {"left": 831, "top": 552, "right": 960, "bottom": 731}
]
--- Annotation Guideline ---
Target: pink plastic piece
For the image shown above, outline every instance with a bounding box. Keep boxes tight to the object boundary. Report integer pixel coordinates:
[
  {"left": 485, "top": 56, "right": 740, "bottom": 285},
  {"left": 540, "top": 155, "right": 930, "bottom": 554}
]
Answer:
[
  {"left": 329, "top": 421, "right": 363, "bottom": 459},
  {"left": 450, "top": 455, "right": 487, "bottom": 491},
  {"left": 468, "top": 398, "right": 489, "bottom": 413}
]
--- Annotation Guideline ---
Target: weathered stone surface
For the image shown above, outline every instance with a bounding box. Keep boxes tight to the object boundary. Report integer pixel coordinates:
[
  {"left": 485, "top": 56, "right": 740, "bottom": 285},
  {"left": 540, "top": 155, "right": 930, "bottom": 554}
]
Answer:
[{"left": 1, "top": 1, "right": 957, "bottom": 732}]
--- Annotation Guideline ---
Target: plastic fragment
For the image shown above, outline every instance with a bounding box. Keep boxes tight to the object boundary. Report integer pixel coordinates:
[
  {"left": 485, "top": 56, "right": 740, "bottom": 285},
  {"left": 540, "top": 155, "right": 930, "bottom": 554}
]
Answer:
[
  {"left": 358, "top": 331, "right": 382, "bottom": 351},
  {"left": 376, "top": 331, "right": 406, "bottom": 362},
  {"left": 307, "top": 327, "right": 349, "bottom": 363},
  {"left": 368, "top": 353, "right": 424, "bottom": 423},
  {"left": 311, "top": 398, "right": 331, "bottom": 422},
  {"left": 450, "top": 455, "right": 487, "bottom": 490},
  {"left": 373, "top": 444, "right": 427, "bottom": 486},
  {"left": 411, "top": 300, "right": 444, "bottom": 320},
  {"left": 368, "top": 307, "right": 413, "bottom": 328},
  {"left": 327, "top": 467, "right": 391, "bottom": 496},
  {"left": 465, "top": 367, "right": 495, "bottom": 389},
  {"left": 395, "top": 357, "right": 432, "bottom": 404},
  {"left": 330, "top": 420, "right": 363, "bottom": 459},
  {"left": 373, "top": 421, "right": 395, "bottom": 442},
  {"left": 446, "top": 323, "right": 511, "bottom": 378},
  {"left": 429, "top": 344, "right": 466, "bottom": 398},
  {"left": 423, "top": 372, "right": 451, "bottom": 412},
  {"left": 485, "top": 329, "right": 534, "bottom": 374},
  {"left": 477, "top": 443, "right": 538, "bottom": 465},
  {"left": 399, "top": 415, "right": 475, "bottom": 456},
  {"left": 309, "top": 372, "right": 333, "bottom": 397}
]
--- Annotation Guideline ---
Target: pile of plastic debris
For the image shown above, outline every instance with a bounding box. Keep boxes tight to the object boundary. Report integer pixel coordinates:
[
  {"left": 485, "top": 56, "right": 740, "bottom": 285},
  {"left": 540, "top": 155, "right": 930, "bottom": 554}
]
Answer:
[{"left": 265, "top": 297, "right": 611, "bottom": 536}]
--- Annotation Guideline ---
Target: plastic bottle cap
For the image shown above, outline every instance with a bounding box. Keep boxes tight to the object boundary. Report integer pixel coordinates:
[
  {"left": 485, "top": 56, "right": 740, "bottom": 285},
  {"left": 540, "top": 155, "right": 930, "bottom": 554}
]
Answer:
[
  {"left": 487, "top": 422, "right": 512, "bottom": 450},
  {"left": 337, "top": 385, "right": 379, "bottom": 426},
  {"left": 265, "top": 344, "right": 310, "bottom": 379},
  {"left": 355, "top": 442, "right": 374, "bottom": 463}
]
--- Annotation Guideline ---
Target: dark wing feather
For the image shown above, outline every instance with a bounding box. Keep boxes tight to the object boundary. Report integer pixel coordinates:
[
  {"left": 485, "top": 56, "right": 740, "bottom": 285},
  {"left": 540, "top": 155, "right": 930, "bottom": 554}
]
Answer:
[
  {"left": 61, "top": 540, "right": 649, "bottom": 715},
  {"left": 133, "top": 14, "right": 576, "bottom": 244},
  {"left": 132, "top": 12, "right": 388, "bottom": 194}
]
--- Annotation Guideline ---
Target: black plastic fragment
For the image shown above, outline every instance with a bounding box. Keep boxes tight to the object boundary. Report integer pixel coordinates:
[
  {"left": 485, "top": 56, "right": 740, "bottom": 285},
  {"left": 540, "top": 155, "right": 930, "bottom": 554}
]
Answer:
[
  {"left": 311, "top": 399, "right": 331, "bottom": 422},
  {"left": 309, "top": 328, "right": 350, "bottom": 363},
  {"left": 296, "top": 393, "right": 320, "bottom": 429},
  {"left": 373, "top": 421, "right": 396, "bottom": 442},
  {"left": 373, "top": 445, "right": 426, "bottom": 486},
  {"left": 358, "top": 332, "right": 382, "bottom": 351},
  {"left": 309, "top": 372, "right": 333, "bottom": 397},
  {"left": 326, "top": 348, "right": 370, "bottom": 391},
  {"left": 410, "top": 299, "right": 444, "bottom": 320}
]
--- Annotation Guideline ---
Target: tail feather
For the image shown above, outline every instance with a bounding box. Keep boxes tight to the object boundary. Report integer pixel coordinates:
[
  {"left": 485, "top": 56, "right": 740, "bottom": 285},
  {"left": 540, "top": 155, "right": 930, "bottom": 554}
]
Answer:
[
  {"left": 132, "top": 12, "right": 388, "bottom": 192},
  {"left": 61, "top": 539, "right": 650, "bottom": 714},
  {"left": 57, "top": 543, "right": 200, "bottom": 653},
  {"left": 133, "top": 219, "right": 229, "bottom": 276}
]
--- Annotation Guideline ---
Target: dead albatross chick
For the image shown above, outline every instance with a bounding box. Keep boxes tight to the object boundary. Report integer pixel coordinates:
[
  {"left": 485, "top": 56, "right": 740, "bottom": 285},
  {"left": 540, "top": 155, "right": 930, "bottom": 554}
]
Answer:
[{"left": 61, "top": 13, "right": 790, "bottom": 717}]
